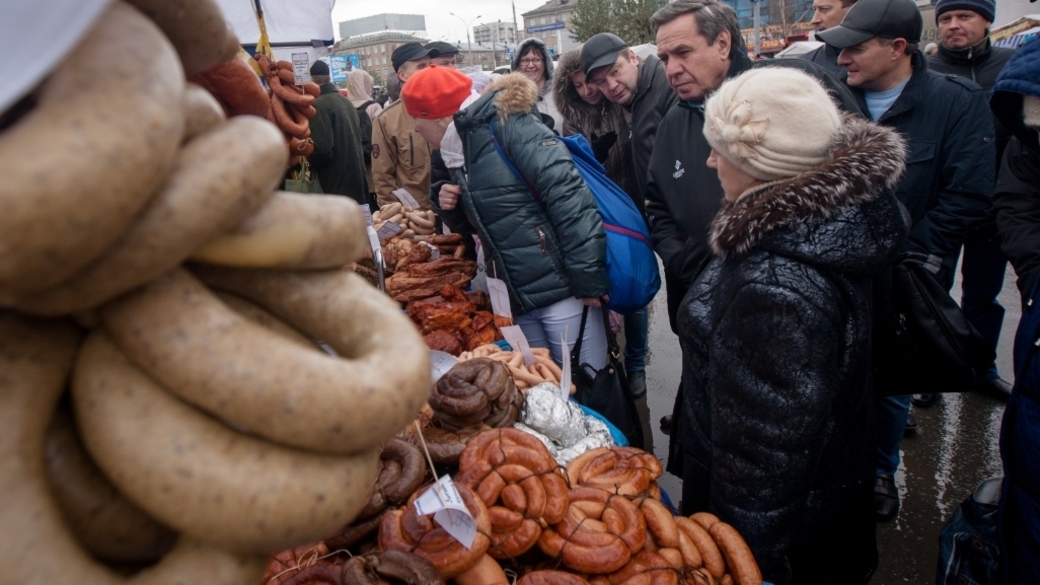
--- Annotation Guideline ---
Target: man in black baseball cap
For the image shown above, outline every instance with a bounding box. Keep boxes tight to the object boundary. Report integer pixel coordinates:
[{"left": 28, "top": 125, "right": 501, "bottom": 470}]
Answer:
[
  {"left": 815, "top": 0, "right": 922, "bottom": 49},
  {"left": 391, "top": 42, "right": 432, "bottom": 76},
  {"left": 820, "top": 0, "right": 996, "bottom": 525},
  {"left": 424, "top": 41, "right": 459, "bottom": 68}
]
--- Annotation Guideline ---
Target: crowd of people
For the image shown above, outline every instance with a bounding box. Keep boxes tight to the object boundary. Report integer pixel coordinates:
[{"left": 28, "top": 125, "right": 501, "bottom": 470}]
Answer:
[{"left": 303, "top": 0, "right": 1039, "bottom": 582}]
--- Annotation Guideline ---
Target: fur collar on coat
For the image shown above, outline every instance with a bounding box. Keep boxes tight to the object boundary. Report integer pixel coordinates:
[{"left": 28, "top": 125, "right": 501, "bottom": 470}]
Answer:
[{"left": 709, "top": 116, "right": 907, "bottom": 259}]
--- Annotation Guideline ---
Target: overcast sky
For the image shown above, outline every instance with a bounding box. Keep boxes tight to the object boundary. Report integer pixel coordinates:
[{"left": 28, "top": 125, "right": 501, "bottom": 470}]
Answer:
[{"left": 330, "top": 0, "right": 549, "bottom": 45}]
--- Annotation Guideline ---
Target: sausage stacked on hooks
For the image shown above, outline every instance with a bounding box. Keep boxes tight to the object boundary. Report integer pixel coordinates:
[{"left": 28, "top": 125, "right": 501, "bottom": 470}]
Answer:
[{"left": 256, "top": 55, "right": 319, "bottom": 166}]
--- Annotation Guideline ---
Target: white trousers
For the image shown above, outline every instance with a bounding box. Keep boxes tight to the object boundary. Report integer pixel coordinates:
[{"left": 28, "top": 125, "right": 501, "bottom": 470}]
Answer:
[{"left": 515, "top": 297, "right": 607, "bottom": 371}]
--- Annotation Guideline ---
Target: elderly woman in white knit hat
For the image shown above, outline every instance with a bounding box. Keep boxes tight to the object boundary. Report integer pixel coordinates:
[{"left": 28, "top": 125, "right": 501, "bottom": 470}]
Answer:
[{"left": 676, "top": 67, "right": 909, "bottom": 585}]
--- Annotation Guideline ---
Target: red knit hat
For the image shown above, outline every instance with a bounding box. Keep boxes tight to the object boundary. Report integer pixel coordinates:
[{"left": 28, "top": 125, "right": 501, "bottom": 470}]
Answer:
[{"left": 401, "top": 65, "right": 473, "bottom": 120}]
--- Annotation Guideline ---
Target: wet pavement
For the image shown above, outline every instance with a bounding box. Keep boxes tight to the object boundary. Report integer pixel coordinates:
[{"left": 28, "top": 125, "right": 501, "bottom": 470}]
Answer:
[{"left": 633, "top": 266, "right": 1021, "bottom": 584}]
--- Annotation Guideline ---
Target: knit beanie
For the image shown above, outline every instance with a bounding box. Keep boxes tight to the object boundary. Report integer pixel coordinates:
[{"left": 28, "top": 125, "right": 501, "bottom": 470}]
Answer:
[
  {"left": 401, "top": 65, "right": 474, "bottom": 120},
  {"left": 703, "top": 68, "right": 842, "bottom": 182},
  {"left": 309, "top": 59, "right": 330, "bottom": 76},
  {"left": 935, "top": 0, "right": 995, "bottom": 23}
]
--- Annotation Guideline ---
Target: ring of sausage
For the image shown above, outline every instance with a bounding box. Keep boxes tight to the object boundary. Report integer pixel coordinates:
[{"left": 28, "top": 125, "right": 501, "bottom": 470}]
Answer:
[
  {"left": 457, "top": 428, "right": 568, "bottom": 558},
  {"left": 72, "top": 332, "right": 381, "bottom": 553},
  {"left": 537, "top": 487, "right": 647, "bottom": 574},
  {"left": 0, "top": 2, "right": 184, "bottom": 301},
  {"left": 102, "top": 267, "right": 430, "bottom": 455},
  {"left": 566, "top": 447, "right": 664, "bottom": 497},
  {"left": 377, "top": 482, "right": 491, "bottom": 578}
]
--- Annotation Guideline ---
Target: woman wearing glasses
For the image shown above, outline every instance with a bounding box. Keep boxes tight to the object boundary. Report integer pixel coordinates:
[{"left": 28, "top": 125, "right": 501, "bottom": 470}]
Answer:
[{"left": 511, "top": 38, "right": 563, "bottom": 133}]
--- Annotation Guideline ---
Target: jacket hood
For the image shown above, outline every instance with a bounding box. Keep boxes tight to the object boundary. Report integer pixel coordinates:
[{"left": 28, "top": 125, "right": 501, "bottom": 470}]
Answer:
[
  {"left": 346, "top": 69, "right": 374, "bottom": 108},
  {"left": 709, "top": 116, "right": 908, "bottom": 274},
  {"left": 552, "top": 49, "right": 611, "bottom": 132},
  {"left": 456, "top": 72, "right": 540, "bottom": 128},
  {"left": 512, "top": 38, "right": 554, "bottom": 88},
  {"left": 991, "top": 38, "right": 1040, "bottom": 150}
]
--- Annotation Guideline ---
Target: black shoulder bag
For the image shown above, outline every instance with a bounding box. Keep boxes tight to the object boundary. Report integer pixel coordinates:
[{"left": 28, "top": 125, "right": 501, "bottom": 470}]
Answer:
[
  {"left": 872, "top": 256, "right": 996, "bottom": 395},
  {"left": 571, "top": 306, "right": 645, "bottom": 449}
]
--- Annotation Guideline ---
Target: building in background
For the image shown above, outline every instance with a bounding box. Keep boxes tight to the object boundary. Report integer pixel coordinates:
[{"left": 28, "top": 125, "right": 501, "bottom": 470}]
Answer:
[
  {"left": 338, "top": 13, "right": 426, "bottom": 40},
  {"left": 332, "top": 31, "right": 428, "bottom": 86},
  {"left": 521, "top": 0, "right": 579, "bottom": 57},
  {"left": 474, "top": 21, "right": 518, "bottom": 47}
]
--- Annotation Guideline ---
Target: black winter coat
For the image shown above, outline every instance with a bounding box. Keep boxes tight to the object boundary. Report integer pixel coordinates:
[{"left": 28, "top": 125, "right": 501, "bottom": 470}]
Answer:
[
  {"left": 432, "top": 73, "right": 609, "bottom": 314},
  {"left": 644, "top": 50, "right": 862, "bottom": 333},
  {"left": 848, "top": 52, "right": 994, "bottom": 263},
  {"left": 928, "top": 39, "right": 1015, "bottom": 165},
  {"left": 623, "top": 54, "right": 676, "bottom": 202},
  {"left": 797, "top": 43, "right": 846, "bottom": 82},
  {"left": 308, "top": 84, "right": 368, "bottom": 204},
  {"left": 678, "top": 118, "right": 908, "bottom": 585}
]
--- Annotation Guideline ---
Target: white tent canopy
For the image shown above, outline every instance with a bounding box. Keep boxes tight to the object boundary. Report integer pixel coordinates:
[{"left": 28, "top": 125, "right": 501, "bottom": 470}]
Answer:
[
  {"left": 776, "top": 41, "right": 824, "bottom": 59},
  {"left": 216, "top": 0, "right": 336, "bottom": 48}
]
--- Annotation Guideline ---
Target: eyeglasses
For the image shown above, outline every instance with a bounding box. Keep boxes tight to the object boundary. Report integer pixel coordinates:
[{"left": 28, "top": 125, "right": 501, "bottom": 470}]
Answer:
[{"left": 520, "top": 58, "right": 543, "bottom": 66}]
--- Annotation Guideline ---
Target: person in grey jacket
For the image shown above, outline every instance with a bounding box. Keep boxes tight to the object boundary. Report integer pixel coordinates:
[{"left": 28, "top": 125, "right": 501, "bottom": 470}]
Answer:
[{"left": 403, "top": 65, "right": 610, "bottom": 369}]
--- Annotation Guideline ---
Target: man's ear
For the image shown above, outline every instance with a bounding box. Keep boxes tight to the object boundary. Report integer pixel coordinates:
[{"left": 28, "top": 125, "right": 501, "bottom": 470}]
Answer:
[
  {"left": 397, "top": 70, "right": 407, "bottom": 84},
  {"left": 628, "top": 49, "right": 640, "bottom": 65},
  {"left": 891, "top": 38, "right": 908, "bottom": 59},
  {"left": 715, "top": 30, "right": 731, "bottom": 58}
]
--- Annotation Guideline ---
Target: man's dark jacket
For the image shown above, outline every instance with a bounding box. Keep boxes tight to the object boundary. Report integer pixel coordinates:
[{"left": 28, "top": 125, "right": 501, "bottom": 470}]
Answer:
[
  {"left": 431, "top": 73, "right": 609, "bottom": 314},
  {"left": 846, "top": 52, "right": 994, "bottom": 265},
  {"left": 644, "top": 50, "right": 862, "bottom": 332},
  {"left": 929, "top": 38, "right": 1015, "bottom": 163},
  {"left": 621, "top": 54, "right": 676, "bottom": 203},
  {"left": 309, "top": 83, "right": 368, "bottom": 204},
  {"left": 798, "top": 43, "right": 847, "bottom": 82},
  {"left": 679, "top": 118, "right": 908, "bottom": 585}
]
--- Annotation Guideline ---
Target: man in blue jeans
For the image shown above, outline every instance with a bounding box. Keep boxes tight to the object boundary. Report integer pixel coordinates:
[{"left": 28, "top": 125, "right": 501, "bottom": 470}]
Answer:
[{"left": 818, "top": 0, "right": 994, "bottom": 522}]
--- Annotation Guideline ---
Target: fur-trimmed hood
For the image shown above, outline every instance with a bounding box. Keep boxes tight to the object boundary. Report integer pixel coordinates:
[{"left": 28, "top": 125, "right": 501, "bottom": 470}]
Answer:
[
  {"left": 553, "top": 49, "right": 600, "bottom": 133},
  {"left": 512, "top": 38, "right": 555, "bottom": 90},
  {"left": 456, "top": 72, "right": 540, "bottom": 127},
  {"left": 709, "top": 116, "right": 909, "bottom": 274}
]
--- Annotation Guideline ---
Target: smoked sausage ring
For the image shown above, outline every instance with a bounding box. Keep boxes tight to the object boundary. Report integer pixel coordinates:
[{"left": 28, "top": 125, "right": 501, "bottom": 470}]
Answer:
[
  {"left": 457, "top": 428, "right": 569, "bottom": 558},
  {"left": 517, "top": 571, "right": 591, "bottom": 585},
  {"left": 566, "top": 447, "right": 663, "bottom": 497},
  {"left": 537, "top": 487, "right": 647, "bottom": 575},
  {"left": 430, "top": 359, "right": 522, "bottom": 430},
  {"left": 377, "top": 483, "right": 491, "bottom": 578},
  {"left": 358, "top": 439, "right": 428, "bottom": 521},
  {"left": 340, "top": 550, "right": 444, "bottom": 585}
]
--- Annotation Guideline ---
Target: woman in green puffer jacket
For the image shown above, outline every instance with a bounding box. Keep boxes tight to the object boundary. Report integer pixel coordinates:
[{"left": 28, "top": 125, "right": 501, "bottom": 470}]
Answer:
[{"left": 402, "top": 65, "right": 610, "bottom": 369}]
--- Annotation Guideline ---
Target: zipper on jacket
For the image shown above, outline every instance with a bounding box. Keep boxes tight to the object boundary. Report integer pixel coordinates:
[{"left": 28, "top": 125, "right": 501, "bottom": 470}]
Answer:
[
  {"left": 409, "top": 134, "right": 414, "bottom": 166},
  {"left": 537, "top": 227, "right": 547, "bottom": 252}
]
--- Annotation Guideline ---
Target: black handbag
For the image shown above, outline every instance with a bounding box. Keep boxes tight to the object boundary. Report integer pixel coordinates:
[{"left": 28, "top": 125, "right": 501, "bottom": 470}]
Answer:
[
  {"left": 872, "top": 256, "right": 996, "bottom": 396},
  {"left": 571, "top": 306, "right": 645, "bottom": 449}
]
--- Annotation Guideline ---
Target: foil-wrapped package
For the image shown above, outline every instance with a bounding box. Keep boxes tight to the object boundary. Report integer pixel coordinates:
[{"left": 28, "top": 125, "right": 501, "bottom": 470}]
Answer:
[
  {"left": 522, "top": 384, "right": 588, "bottom": 446},
  {"left": 517, "top": 383, "right": 615, "bottom": 465},
  {"left": 513, "top": 422, "right": 558, "bottom": 458}
]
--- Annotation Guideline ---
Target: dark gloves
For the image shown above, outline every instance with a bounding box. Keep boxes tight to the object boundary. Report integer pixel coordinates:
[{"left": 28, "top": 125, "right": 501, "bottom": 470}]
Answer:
[{"left": 590, "top": 131, "right": 618, "bottom": 163}]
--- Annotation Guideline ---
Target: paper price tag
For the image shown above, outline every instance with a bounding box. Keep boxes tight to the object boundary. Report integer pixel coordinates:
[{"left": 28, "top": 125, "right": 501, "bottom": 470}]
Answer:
[
  {"left": 559, "top": 330, "right": 572, "bottom": 399},
  {"left": 366, "top": 226, "right": 381, "bottom": 258},
  {"left": 359, "top": 203, "right": 374, "bottom": 227},
  {"left": 413, "top": 475, "right": 477, "bottom": 549},
  {"left": 292, "top": 53, "right": 310, "bottom": 85},
  {"left": 392, "top": 188, "right": 422, "bottom": 210},
  {"left": 486, "top": 278, "right": 512, "bottom": 320},
  {"left": 377, "top": 221, "right": 403, "bottom": 241},
  {"left": 501, "top": 326, "right": 537, "bottom": 367},
  {"left": 428, "top": 350, "right": 458, "bottom": 383}
]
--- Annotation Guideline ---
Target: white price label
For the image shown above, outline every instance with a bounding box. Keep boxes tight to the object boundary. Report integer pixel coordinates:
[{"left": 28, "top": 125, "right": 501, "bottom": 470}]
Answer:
[
  {"left": 377, "top": 221, "right": 403, "bottom": 241},
  {"left": 559, "top": 329, "right": 572, "bottom": 399},
  {"left": 501, "top": 326, "right": 537, "bottom": 367},
  {"left": 359, "top": 204, "right": 374, "bottom": 227},
  {"left": 392, "top": 188, "right": 422, "bottom": 210},
  {"left": 422, "top": 242, "right": 441, "bottom": 260},
  {"left": 366, "top": 226, "right": 381, "bottom": 258},
  {"left": 292, "top": 53, "right": 310, "bottom": 84},
  {"left": 486, "top": 278, "right": 512, "bottom": 319},
  {"left": 428, "top": 350, "right": 458, "bottom": 383},
  {"left": 413, "top": 475, "right": 477, "bottom": 549}
]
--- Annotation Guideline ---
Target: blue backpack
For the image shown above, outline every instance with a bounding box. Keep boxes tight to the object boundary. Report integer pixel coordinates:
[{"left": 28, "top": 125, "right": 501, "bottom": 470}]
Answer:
[{"left": 489, "top": 121, "right": 660, "bottom": 314}]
